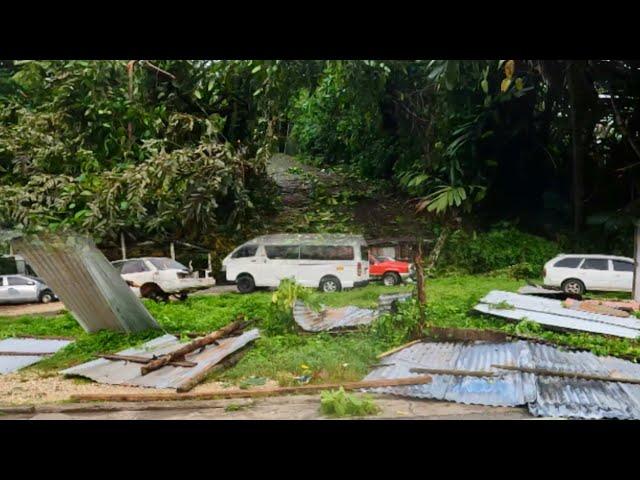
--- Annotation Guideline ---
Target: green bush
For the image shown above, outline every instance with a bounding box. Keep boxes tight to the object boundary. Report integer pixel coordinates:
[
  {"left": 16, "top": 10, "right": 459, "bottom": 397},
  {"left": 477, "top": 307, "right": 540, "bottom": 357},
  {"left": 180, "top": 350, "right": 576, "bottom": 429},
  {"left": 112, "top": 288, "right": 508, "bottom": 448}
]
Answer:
[
  {"left": 320, "top": 387, "right": 380, "bottom": 417},
  {"left": 439, "top": 226, "right": 560, "bottom": 275}
]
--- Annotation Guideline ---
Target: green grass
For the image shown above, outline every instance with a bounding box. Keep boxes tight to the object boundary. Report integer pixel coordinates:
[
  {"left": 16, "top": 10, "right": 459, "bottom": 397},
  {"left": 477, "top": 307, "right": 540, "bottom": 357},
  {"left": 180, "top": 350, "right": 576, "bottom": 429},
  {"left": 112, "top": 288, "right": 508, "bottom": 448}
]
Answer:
[{"left": 4, "top": 275, "right": 640, "bottom": 386}]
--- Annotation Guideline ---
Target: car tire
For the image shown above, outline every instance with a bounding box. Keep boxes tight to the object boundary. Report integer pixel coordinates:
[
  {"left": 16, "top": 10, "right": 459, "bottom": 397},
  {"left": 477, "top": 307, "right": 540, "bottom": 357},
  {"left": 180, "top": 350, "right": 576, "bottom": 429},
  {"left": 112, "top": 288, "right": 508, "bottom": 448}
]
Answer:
[
  {"left": 561, "top": 278, "right": 585, "bottom": 295},
  {"left": 178, "top": 293, "right": 189, "bottom": 301},
  {"left": 319, "top": 276, "right": 342, "bottom": 293},
  {"left": 141, "top": 284, "right": 169, "bottom": 303},
  {"left": 39, "top": 290, "right": 54, "bottom": 304},
  {"left": 382, "top": 272, "right": 400, "bottom": 286},
  {"left": 237, "top": 274, "right": 255, "bottom": 294}
]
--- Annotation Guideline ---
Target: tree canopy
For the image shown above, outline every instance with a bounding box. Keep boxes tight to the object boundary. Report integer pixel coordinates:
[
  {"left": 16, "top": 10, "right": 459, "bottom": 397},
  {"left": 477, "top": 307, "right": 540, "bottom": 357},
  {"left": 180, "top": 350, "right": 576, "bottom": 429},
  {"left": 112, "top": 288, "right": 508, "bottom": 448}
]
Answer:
[{"left": 1, "top": 59, "right": 639, "bottom": 252}]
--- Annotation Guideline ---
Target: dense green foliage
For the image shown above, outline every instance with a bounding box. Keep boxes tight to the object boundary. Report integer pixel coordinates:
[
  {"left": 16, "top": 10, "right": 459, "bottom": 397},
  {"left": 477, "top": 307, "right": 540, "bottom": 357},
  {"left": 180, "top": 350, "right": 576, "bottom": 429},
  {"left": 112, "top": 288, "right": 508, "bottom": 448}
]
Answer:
[
  {"left": 439, "top": 224, "right": 561, "bottom": 275},
  {"left": 320, "top": 387, "right": 380, "bottom": 417},
  {"left": 3, "top": 60, "right": 640, "bottom": 250}
]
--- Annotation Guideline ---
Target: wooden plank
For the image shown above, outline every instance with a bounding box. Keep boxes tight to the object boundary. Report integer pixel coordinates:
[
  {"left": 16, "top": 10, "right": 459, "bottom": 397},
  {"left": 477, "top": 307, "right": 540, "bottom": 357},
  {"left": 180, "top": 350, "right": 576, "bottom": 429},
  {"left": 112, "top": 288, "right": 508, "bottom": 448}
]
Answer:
[
  {"left": 493, "top": 364, "right": 640, "bottom": 385},
  {"left": 70, "top": 375, "right": 433, "bottom": 403},
  {"left": 140, "top": 320, "right": 247, "bottom": 375},
  {"left": 175, "top": 349, "right": 248, "bottom": 393},
  {"left": 410, "top": 367, "right": 498, "bottom": 377},
  {"left": 98, "top": 354, "right": 197, "bottom": 368},
  {"left": 377, "top": 340, "right": 422, "bottom": 359}
]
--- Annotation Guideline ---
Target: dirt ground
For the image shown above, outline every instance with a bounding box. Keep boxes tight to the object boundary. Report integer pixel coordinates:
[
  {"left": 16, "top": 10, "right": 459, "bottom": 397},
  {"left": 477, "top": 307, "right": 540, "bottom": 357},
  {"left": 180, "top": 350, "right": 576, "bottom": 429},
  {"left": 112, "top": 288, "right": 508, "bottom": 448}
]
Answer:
[
  {"left": 0, "top": 369, "right": 280, "bottom": 406},
  {"left": 0, "top": 393, "right": 535, "bottom": 420}
]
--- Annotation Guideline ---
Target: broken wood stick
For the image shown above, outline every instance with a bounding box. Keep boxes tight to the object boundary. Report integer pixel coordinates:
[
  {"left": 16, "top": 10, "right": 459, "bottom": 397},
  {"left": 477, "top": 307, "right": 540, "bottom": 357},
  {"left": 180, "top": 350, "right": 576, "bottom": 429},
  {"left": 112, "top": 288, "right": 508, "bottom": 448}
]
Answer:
[
  {"left": 492, "top": 364, "right": 640, "bottom": 385},
  {"left": 410, "top": 367, "right": 498, "bottom": 377},
  {"left": 70, "top": 375, "right": 433, "bottom": 403},
  {"left": 377, "top": 340, "right": 423, "bottom": 359},
  {"left": 99, "top": 354, "right": 197, "bottom": 368},
  {"left": 175, "top": 348, "right": 249, "bottom": 393},
  {"left": 140, "top": 320, "right": 248, "bottom": 375}
]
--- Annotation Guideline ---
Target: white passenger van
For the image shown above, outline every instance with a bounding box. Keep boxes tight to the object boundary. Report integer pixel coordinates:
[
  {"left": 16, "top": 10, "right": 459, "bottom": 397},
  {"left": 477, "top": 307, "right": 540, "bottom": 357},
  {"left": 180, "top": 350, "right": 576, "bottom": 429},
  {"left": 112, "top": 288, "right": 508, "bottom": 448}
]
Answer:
[{"left": 222, "top": 234, "right": 370, "bottom": 293}]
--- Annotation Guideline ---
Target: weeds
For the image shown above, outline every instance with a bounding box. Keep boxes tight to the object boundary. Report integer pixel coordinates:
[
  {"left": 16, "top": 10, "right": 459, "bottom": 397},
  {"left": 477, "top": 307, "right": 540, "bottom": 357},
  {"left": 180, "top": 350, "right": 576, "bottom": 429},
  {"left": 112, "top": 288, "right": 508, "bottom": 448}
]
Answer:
[{"left": 320, "top": 387, "right": 380, "bottom": 417}]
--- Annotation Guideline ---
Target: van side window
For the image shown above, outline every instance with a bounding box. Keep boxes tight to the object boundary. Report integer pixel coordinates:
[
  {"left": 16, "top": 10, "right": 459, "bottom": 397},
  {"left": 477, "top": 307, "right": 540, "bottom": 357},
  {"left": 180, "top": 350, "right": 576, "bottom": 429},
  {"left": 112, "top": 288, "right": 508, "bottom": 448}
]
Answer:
[
  {"left": 613, "top": 260, "right": 634, "bottom": 272},
  {"left": 581, "top": 258, "right": 609, "bottom": 270},
  {"left": 554, "top": 257, "right": 582, "bottom": 268},
  {"left": 300, "top": 245, "right": 354, "bottom": 261},
  {"left": 232, "top": 245, "right": 258, "bottom": 259},
  {"left": 360, "top": 246, "right": 369, "bottom": 261},
  {"left": 265, "top": 245, "right": 300, "bottom": 260}
]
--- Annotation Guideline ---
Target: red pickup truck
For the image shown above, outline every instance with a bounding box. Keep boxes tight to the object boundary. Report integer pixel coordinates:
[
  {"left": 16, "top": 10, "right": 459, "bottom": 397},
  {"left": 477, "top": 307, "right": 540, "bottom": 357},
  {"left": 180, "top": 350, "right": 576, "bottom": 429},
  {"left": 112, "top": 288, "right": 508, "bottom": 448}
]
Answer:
[{"left": 368, "top": 254, "right": 413, "bottom": 286}]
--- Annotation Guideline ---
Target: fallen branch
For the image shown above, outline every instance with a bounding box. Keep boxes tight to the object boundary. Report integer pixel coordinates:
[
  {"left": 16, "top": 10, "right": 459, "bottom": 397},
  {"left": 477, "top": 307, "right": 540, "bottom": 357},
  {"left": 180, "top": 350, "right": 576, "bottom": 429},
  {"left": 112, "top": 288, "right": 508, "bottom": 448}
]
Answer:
[
  {"left": 70, "top": 375, "right": 433, "bottom": 403},
  {"left": 377, "top": 340, "right": 423, "bottom": 359},
  {"left": 140, "top": 320, "right": 248, "bottom": 375}
]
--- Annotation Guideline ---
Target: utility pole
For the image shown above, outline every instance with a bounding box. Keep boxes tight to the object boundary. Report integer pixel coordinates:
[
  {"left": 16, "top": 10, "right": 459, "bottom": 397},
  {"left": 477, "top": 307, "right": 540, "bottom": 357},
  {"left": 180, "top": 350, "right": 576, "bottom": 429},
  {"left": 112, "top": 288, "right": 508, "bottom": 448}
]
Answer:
[
  {"left": 120, "top": 232, "right": 127, "bottom": 260},
  {"left": 633, "top": 221, "right": 640, "bottom": 302}
]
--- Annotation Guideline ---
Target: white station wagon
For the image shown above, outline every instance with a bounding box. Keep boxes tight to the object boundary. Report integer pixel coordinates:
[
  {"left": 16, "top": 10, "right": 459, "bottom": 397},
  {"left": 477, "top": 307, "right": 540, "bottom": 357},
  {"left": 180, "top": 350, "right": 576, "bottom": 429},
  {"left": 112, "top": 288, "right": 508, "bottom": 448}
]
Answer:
[
  {"left": 222, "top": 234, "right": 370, "bottom": 293},
  {"left": 543, "top": 254, "right": 635, "bottom": 295}
]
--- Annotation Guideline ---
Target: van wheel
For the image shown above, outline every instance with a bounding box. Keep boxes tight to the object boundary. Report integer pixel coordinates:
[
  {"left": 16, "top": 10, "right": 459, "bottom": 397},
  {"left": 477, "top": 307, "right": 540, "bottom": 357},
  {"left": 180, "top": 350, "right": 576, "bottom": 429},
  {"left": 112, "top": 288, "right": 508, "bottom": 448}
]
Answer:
[
  {"left": 177, "top": 293, "right": 188, "bottom": 301},
  {"left": 320, "top": 276, "right": 342, "bottom": 293},
  {"left": 383, "top": 272, "right": 400, "bottom": 286},
  {"left": 562, "top": 278, "right": 585, "bottom": 295},
  {"left": 39, "top": 290, "right": 54, "bottom": 304},
  {"left": 237, "top": 275, "right": 255, "bottom": 294}
]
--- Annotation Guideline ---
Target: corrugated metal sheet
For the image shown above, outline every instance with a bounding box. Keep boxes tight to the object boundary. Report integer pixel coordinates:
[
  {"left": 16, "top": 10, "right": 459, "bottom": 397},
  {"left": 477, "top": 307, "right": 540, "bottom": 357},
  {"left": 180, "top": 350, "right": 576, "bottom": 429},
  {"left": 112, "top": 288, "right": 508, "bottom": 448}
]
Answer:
[
  {"left": 517, "top": 285, "right": 569, "bottom": 298},
  {"left": 475, "top": 290, "right": 640, "bottom": 339},
  {"left": 365, "top": 339, "right": 640, "bottom": 419},
  {"left": 61, "top": 328, "right": 260, "bottom": 390},
  {"left": 293, "top": 293, "right": 411, "bottom": 332},
  {"left": 12, "top": 235, "right": 159, "bottom": 333},
  {"left": 293, "top": 301, "right": 376, "bottom": 331},
  {"left": 0, "top": 337, "right": 72, "bottom": 374}
]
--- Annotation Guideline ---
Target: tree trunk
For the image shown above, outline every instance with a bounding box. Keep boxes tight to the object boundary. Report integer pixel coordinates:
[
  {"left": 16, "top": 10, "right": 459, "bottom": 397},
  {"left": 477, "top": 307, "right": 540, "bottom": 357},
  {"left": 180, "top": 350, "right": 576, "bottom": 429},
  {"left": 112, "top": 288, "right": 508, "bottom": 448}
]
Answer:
[
  {"left": 567, "top": 61, "right": 585, "bottom": 234},
  {"left": 414, "top": 238, "right": 426, "bottom": 335}
]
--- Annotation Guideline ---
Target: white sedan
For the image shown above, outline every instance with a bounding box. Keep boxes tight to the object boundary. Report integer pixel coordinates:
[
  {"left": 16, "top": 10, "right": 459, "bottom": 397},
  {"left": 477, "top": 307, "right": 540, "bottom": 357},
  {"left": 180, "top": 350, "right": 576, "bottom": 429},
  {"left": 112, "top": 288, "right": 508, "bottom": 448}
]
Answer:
[{"left": 543, "top": 254, "right": 634, "bottom": 295}]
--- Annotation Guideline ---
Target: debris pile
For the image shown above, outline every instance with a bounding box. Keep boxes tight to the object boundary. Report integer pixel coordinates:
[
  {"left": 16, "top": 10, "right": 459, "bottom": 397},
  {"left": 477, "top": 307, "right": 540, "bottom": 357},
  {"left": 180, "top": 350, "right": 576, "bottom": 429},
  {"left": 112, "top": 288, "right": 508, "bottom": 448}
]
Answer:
[
  {"left": 475, "top": 290, "right": 640, "bottom": 339},
  {"left": 365, "top": 338, "right": 640, "bottom": 419},
  {"left": 0, "top": 337, "right": 73, "bottom": 374},
  {"left": 62, "top": 323, "right": 260, "bottom": 392}
]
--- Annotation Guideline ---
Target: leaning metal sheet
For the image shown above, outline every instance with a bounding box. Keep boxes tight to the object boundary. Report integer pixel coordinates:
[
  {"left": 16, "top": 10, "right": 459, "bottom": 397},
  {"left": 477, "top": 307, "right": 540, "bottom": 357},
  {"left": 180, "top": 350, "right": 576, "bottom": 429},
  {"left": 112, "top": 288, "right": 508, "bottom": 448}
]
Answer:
[
  {"left": 12, "top": 235, "right": 159, "bottom": 333},
  {"left": 61, "top": 329, "right": 260, "bottom": 390},
  {"left": 0, "top": 337, "right": 72, "bottom": 374}
]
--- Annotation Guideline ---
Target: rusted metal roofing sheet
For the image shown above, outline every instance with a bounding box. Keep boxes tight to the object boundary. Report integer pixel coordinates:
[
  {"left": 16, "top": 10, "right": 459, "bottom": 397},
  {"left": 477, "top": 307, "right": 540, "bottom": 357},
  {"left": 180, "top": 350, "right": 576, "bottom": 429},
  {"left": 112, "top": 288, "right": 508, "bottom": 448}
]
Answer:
[
  {"left": 517, "top": 285, "right": 570, "bottom": 298},
  {"left": 0, "top": 337, "right": 72, "bottom": 374},
  {"left": 293, "top": 301, "right": 376, "bottom": 332},
  {"left": 377, "top": 293, "right": 412, "bottom": 314},
  {"left": 61, "top": 328, "right": 260, "bottom": 390},
  {"left": 475, "top": 290, "right": 640, "bottom": 339},
  {"left": 365, "top": 339, "right": 640, "bottom": 419},
  {"left": 12, "top": 235, "right": 159, "bottom": 333}
]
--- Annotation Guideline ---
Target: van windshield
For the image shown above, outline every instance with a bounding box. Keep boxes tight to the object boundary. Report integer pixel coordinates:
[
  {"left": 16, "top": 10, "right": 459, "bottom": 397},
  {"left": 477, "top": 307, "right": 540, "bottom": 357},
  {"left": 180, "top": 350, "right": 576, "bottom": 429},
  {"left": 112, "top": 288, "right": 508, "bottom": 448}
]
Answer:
[{"left": 300, "top": 245, "right": 354, "bottom": 261}]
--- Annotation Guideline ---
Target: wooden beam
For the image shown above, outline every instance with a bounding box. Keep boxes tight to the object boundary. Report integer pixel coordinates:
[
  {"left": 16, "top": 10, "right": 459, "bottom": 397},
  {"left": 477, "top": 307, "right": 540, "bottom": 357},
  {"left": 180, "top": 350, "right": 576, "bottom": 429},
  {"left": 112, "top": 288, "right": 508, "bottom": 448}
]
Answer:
[
  {"left": 175, "top": 349, "right": 248, "bottom": 393},
  {"left": 98, "top": 354, "right": 197, "bottom": 368},
  {"left": 376, "top": 340, "right": 422, "bottom": 359},
  {"left": 493, "top": 364, "right": 640, "bottom": 385},
  {"left": 410, "top": 367, "right": 497, "bottom": 377},
  {"left": 140, "top": 320, "right": 248, "bottom": 375},
  {"left": 70, "top": 375, "right": 433, "bottom": 403}
]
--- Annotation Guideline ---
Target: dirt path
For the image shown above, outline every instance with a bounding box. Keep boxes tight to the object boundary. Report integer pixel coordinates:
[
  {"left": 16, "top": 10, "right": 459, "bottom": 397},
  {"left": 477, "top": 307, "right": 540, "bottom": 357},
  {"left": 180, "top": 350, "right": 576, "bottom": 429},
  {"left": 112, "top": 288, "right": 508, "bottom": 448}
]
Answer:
[
  {"left": 0, "top": 302, "right": 66, "bottom": 318},
  {"left": 0, "top": 393, "right": 534, "bottom": 420}
]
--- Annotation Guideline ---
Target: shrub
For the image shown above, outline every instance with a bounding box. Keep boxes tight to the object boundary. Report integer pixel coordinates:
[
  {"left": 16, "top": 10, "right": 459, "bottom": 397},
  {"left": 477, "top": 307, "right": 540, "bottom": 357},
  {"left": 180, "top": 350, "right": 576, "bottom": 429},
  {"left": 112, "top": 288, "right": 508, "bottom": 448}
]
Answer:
[
  {"left": 439, "top": 226, "right": 560, "bottom": 275},
  {"left": 320, "top": 387, "right": 380, "bottom": 417},
  {"left": 262, "top": 278, "right": 319, "bottom": 334}
]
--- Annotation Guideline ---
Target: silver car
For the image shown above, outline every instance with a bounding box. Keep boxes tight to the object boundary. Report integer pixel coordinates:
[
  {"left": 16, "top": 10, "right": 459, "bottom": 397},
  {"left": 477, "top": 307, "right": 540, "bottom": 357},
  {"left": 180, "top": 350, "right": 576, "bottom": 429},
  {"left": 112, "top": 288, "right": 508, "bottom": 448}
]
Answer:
[{"left": 0, "top": 275, "right": 57, "bottom": 305}]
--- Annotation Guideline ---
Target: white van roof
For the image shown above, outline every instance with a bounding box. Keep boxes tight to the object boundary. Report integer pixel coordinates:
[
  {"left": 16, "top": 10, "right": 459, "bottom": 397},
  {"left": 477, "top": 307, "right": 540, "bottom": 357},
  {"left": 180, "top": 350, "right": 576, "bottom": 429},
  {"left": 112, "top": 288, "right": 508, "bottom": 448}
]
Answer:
[
  {"left": 249, "top": 234, "right": 366, "bottom": 246},
  {"left": 554, "top": 253, "right": 634, "bottom": 262}
]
